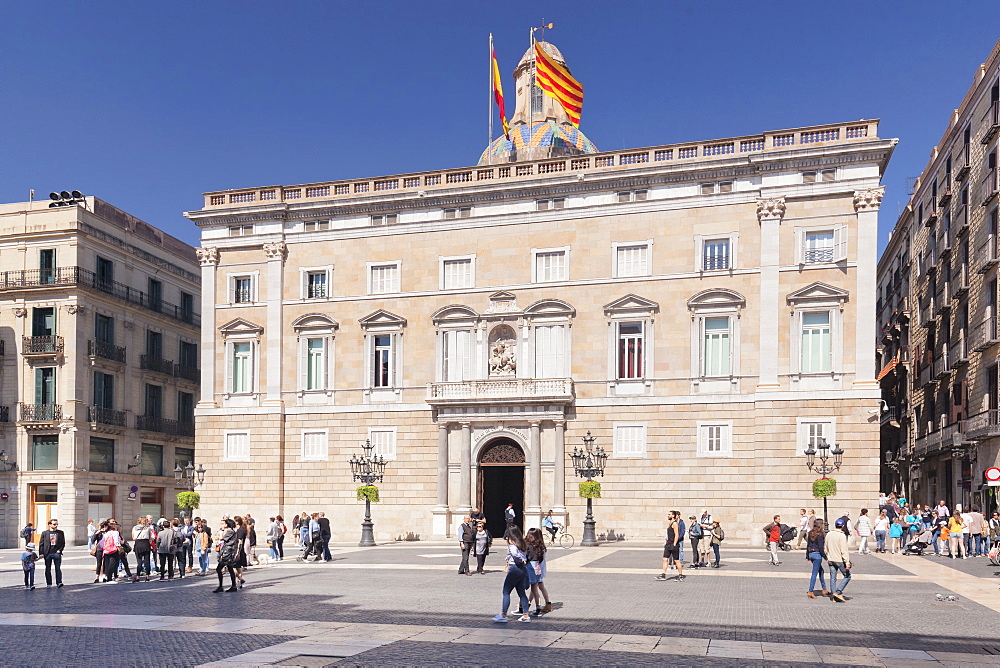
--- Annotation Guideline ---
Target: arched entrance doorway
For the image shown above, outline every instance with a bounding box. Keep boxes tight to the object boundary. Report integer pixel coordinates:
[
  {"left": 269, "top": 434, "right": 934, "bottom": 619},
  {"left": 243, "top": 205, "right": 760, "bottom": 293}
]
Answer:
[{"left": 477, "top": 438, "right": 525, "bottom": 538}]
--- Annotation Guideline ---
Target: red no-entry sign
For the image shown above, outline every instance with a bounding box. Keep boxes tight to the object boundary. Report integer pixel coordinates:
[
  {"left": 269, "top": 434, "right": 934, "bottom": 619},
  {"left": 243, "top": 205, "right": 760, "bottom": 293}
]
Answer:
[{"left": 985, "top": 467, "right": 1000, "bottom": 483}]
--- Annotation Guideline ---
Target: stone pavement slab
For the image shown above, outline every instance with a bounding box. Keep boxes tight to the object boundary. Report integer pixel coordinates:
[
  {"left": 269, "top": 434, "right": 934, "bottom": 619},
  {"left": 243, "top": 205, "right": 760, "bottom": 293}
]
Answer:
[
  {"left": 762, "top": 641, "right": 822, "bottom": 662},
  {"left": 707, "top": 639, "right": 765, "bottom": 659},
  {"left": 651, "top": 636, "right": 710, "bottom": 655}
]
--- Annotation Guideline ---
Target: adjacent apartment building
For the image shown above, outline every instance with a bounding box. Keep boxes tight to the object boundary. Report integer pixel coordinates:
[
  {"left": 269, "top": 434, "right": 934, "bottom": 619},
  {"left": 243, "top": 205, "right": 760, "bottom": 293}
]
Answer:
[
  {"left": 877, "top": 38, "right": 1000, "bottom": 513},
  {"left": 0, "top": 197, "right": 200, "bottom": 547},
  {"left": 188, "top": 43, "right": 894, "bottom": 542}
]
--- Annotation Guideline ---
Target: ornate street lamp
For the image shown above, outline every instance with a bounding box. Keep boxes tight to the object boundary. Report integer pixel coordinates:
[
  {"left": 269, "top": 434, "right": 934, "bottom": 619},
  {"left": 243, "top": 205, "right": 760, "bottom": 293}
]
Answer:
[
  {"left": 570, "top": 431, "right": 608, "bottom": 547},
  {"left": 804, "top": 438, "right": 844, "bottom": 526},
  {"left": 349, "top": 439, "right": 387, "bottom": 547},
  {"left": 174, "top": 461, "right": 207, "bottom": 492}
]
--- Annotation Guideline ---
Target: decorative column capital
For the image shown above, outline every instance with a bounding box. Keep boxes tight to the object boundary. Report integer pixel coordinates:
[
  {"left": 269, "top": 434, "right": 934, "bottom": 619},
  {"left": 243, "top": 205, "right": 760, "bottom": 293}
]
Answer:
[
  {"left": 196, "top": 247, "right": 219, "bottom": 266},
  {"left": 65, "top": 304, "right": 84, "bottom": 315},
  {"left": 263, "top": 241, "right": 287, "bottom": 260},
  {"left": 12, "top": 307, "right": 27, "bottom": 318},
  {"left": 756, "top": 197, "right": 786, "bottom": 223},
  {"left": 853, "top": 187, "right": 885, "bottom": 212}
]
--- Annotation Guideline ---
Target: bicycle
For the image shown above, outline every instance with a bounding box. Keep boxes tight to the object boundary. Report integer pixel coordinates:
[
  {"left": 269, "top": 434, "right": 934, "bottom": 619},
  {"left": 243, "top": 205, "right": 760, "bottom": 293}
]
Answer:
[{"left": 545, "top": 525, "right": 574, "bottom": 549}]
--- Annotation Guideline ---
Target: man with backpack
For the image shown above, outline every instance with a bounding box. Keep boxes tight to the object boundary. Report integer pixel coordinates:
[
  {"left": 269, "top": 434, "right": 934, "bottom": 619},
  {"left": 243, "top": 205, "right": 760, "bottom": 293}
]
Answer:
[
  {"left": 20, "top": 522, "right": 34, "bottom": 547},
  {"left": 156, "top": 520, "right": 178, "bottom": 580}
]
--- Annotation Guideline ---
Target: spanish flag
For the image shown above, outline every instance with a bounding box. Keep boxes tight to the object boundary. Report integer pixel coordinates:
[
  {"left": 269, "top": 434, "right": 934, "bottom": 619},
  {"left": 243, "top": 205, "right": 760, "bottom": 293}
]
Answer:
[
  {"left": 533, "top": 40, "right": 583, "bottom": 127},
  {"left": 491, "top": 40, "right": 510, "bottom": 140}
]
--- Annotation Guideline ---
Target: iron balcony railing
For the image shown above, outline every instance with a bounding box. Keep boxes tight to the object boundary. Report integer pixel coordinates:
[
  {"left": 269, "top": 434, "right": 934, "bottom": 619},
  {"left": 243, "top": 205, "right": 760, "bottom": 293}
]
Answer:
[
  {"left": 136, "top": 415, "right": 194, "bottom": 438},
  {"left": 972, "top": 316, "right": 1000, "bottom": 351},
  {"left": 933, "top": 349, "right": 950, "bottom": 379},
  {"left": 954, "top": 204, "right": 968, "bottom": 237},
  {"left": 19, "top": 403, "right": 62, "bottom": 422},
  {"left": 702, "top": 254, "right": 730, "bottom": 271},
  {"left": 174, "top": 364, "right": 201, "bottom": 383},
  {"left": 983, "top": 167, "right": 999, "bottom": 206},
  {"left": 938, "top": 177, "right": 952, "bottom": 208},
  {"left": 0, "top": 267, "right": 199, "bottom": 326},
  {"left": 982, "top": 100, "right": 1000, "bottom": 145},
  {"left": 956, "top": 143, "right": 971, "bottom": 181},
  {"left": 804, "top": 248, "right": 834, "bottom": 263},
  {"left": 951, "top": 334, "right": 969, "bottom": 368},
  {"left": 140, "top": 354, "right": 176, "bottom": 376},
  {"left": 914, "top": 420, "right": 968, "bottom": 457},
  {"left": 0, "top": 406, "right": 8, "bottom": 422},
  {"left": 953, "top": 263, "right": 970, "bottom": 298},
  {"left": 917, "top": 363, "right": 933, "bottom": 387},
  {"left": 967, "top": 410, "right": 1000, "bottom": 439},
  {"left": 88, "top": 340, "right": 126, "bottom": 363},
  {"left": 88, "top": 405, "right": 127, "bottom": 427},
  {"left": 22, "top": 335, "right": 64, "bottom": 355},
  {"left": 880, "top": 406, "right": 899, "bottom": 426}
]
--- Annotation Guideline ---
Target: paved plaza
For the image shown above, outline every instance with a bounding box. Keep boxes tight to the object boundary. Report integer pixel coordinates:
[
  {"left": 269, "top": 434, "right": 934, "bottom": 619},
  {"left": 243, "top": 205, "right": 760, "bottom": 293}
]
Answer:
[{"left": 3, "top": 539, "right": 1000, "bottom": 666}]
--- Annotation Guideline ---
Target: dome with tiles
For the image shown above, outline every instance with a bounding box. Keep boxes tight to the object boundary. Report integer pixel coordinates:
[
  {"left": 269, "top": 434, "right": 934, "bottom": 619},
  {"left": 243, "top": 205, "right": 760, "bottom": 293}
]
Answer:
[{"left": 479, "top": 120, "right": 598, "bottom": 164}]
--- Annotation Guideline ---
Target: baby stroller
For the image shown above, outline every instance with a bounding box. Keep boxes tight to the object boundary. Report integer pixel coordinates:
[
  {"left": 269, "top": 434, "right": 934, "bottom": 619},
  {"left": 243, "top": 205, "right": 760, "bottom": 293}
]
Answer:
[
  {"left": 903, "top": 529, "right": 933, "bottom": 555},
  {"left": 778, "top": 525, "right": 797, "bottom": 551}
]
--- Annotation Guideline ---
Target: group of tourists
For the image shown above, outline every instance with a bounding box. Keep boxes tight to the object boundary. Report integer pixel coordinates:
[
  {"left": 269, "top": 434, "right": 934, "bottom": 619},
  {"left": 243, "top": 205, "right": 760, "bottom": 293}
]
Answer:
[
  {"left": 657, "top": 509, "right": 726, "bottom": 580},
  {"left": 291, "top": 511, "right": 333, "bottom": 562},
  {"left": 490, "top": 525, "right": 553, "bottom": 622}
]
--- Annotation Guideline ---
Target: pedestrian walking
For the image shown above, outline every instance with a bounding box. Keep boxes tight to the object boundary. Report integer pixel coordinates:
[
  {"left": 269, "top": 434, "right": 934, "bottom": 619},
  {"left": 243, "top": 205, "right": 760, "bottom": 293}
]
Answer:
[
  {"left": 805, "top": 519, "right": 829, "bottom": 599},
  {"left": 214, "top": 518, "right": 240, "bottom": 593},
  {"left": 180, "top": 517, "right": 195, "bottom": 574},
  {"left": 458, "top": 516, "right": 475, "bottom": 575},
  {"left": 491, "top": 526, "right": 531, "bottom": 623},
  {"left": 873, "top": 510, "right": 889, "bottom": 553},
  {"left": 233, "top": 515, "right": 248, "bottom": 587},
  {"left": 275, "top": 515, "right": 286, "bottom": 560},
  {"left": 854, "top": 509, "right": 874, "bottom": 554},
  {"left": 38, "top": 518, "right": 65, "bottom": 588},
  {"left": 22, "top": 542, "right": 38, "bottom": 590},
  {"left": 949, "top": 509, "right": 967, "bottom": 559},
  {"left": 763, "top": 515, "right": 782, "bottom": 565},
  {"left": 795, "top": 509, "right": 810, "bottom": 549},
  {"left": 317, "top": 512, "right": 332, "bottom": 562},
  {"left": 969, "top": 505, "right": 985, "bottom": 557},
  {"left": 86, "top": 519, "right": 96, "bottom": 550},
  {"left": 889, "top": 518, "right": 903, "bottom": 554},
  {"left": 194, "top": 523, "right": 211, "bottom": 574},
  {"left": 267, "top": 517, "right": 282, "bottom": 561},
  {"left": 20, "top": 522, "right": 35, "bottom": 547},
  {"left": 474, "top": 521, "right": 492, "bottom": 574},
  {"left": 525, "top": 528, "right": 552, "bottom": 615},
  {"left": 91, "top": 521, "right": 107, "bottom": 582},
  {"left": 826, "top": 518, "right": 852, "bottom": 602},
  {"left": 99, "top": 520, "right": 123, "bottom": 582},
  {"left": 656, "top": 510, "right": 685, "bottom": 581},
  {"left": 709, "top": 520, "right": 724, "bottom": 567},
  {"left": 504, "top": 503, "right": 516, "bottom": 539}
]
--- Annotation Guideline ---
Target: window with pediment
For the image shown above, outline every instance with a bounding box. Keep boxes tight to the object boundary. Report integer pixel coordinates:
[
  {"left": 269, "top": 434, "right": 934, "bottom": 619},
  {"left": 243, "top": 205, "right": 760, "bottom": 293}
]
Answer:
[
  {"left": 687, "top": 289, "right": 745, "bottom": 382},
  {"left": 603, "top": 295, "right": 659, "bottom": 393},
  {"left": 292, "top": 314, "right": 338, "bottom": 395},
  {"left": 218, "top": 318, "right": 263, "bottom": 403},
  {"left": 359, "top": 310, "right": 406, "bottom": 397},
  {"left": 787, "top": 282, "right": 849, "bottom": 378}
]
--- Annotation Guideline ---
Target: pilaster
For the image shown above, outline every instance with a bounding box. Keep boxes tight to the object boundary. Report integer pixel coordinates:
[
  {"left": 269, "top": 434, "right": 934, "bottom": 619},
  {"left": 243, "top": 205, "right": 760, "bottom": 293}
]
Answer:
[
  {"left": 756, "top": 197, "right": 786, "bottom": 390},
  {"left": 262, "top": 242, "right": 286, "bottom": 406},
  {"left": 526, "top": 421, "right": 542, "bottom": 528},
  {"left": 195, "top": 247, "right": 219, "bottom": 408},
  {"left": 459, "top": 422, "right": 472, "bottom": 513},
  {"left": 432, "top": 422, "right": 451, "bottom": 537},
  {"left": 853, "top": 187, "right": 884, "bottom": 390}
]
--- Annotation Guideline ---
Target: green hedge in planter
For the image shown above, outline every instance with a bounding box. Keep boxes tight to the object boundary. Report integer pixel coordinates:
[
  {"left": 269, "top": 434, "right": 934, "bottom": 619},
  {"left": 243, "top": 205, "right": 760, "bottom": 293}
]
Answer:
[
  {"left": 812, "top": 478, "right": 837, "bottom": 498},
  {"left": 579, "top": 481, "right": 602, "bottom": 498},
  {"left": 177, "top": 491, "right": 201, "bottom": 511},
  {"left": 356, "top": 485, "right": 380, "bottom": 503}
]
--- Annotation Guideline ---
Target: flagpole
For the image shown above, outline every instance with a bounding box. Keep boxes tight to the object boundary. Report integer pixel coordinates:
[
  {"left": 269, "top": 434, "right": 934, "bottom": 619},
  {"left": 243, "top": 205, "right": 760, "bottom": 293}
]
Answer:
[
  {"left": 488, "top": 33, "right": 494, "bottom": 165},
  {"left": 529, "top": 26, "right": 535, "bottom": 161}
]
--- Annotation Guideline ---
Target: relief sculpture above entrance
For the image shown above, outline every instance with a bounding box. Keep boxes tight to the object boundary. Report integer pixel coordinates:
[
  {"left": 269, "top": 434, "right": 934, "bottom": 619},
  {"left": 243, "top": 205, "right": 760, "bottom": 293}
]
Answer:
[{"left": 488, "top": 324, "right": 517, "bottom": 376}]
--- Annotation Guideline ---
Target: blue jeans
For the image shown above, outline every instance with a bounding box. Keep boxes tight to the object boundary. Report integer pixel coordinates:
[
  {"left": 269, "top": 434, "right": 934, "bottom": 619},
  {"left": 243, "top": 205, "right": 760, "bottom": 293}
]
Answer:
[
  {"left": 807, "top": 551, "right": 827, "bottom": 592},
  {"left": 973, "top": 534, "right": 983, "bottom": 556},
  {"left": 829, "top": 561, "right": 851, "bottom": 594},
  {"left": 501, "top": 564, "right": 529, "bottom": 615},
  {"left": 269, "top": 542, "right": 279, "bottom": 560},
  {"left": 321, "top": 535, "right": 332, "bottom": 561},
  {"left": 875, "top": 531, "right": 886, "bottom": 551},
  {"left": 43, "top": 553, "right": 62, "bottom": 586},
  {"left": 932, "top": 529, "right": 941, "bottom": 554},
  {"left": 196, "top": 550, "right": 210, "bottom": 573},
  {"left": 712, "top": 543, "right": 720, "bottom": 564},
  {"left": 984, "top": 535, "right": 992, "bottom": 553}
]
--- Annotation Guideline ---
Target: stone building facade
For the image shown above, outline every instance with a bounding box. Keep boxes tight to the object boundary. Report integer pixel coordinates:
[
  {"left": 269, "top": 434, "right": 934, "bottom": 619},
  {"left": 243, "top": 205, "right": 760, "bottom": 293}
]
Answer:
[
  {"left": 189, "top": 114, "right": 895, "bottom": 541},
  {"left": 0, "top": 197, "right": 200, "bottom": 547},
  {"left": 877, "top": 38, "right": 1000, "bottom": 513}
]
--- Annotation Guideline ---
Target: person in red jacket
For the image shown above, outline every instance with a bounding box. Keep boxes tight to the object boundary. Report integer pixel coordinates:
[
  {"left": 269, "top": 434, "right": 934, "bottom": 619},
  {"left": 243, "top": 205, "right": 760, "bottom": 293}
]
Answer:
[{"left": 763, "top": 515, "right": 782, "bottom": 566}]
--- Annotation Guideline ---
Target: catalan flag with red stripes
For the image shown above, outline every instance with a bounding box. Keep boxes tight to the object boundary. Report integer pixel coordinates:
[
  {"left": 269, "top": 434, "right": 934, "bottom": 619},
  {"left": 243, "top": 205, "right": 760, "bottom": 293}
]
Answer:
[
  {"left": 533, "top": 40, "right": 583, "bottom": 127},
  {"left": 491, "top": 44, "right": 510, "bottom": 140},
  {"left": 876, "top": 351, "right": 899, "bottom": 381}
]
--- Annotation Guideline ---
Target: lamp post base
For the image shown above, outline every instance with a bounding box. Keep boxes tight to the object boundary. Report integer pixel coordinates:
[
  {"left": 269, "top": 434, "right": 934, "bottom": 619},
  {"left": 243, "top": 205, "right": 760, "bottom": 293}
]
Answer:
[
  {"left": 359, "top": 499, "right": 376, "bottom": 547},
  {"left": 580, "top": 497, "right": 599, "bottom": 547}
]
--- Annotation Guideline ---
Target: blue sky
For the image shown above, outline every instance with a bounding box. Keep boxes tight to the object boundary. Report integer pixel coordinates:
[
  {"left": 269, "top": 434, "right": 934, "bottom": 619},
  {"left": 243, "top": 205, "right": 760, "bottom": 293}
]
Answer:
[{"left": 2, "top": 1, "right": 998, "bottom": 253}]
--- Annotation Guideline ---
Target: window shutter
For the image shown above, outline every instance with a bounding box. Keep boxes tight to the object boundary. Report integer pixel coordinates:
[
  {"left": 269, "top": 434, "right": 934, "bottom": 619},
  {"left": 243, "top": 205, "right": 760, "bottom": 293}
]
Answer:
[
  {"left": 834, "top": 225, "right": 848, "bottom": 262},
  {"left": 794, "top": 229, "right": 804, "bottom": 264}
]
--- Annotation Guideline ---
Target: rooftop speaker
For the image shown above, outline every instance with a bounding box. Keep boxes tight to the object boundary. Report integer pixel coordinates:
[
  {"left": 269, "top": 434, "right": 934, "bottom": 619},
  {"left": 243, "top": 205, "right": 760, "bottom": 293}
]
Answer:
[
  {"left": 71, "top": 190, "right": 83, "bottom": 199},
  {"left": 60, "top": 191, "right": 72, "bottom": 200}
]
